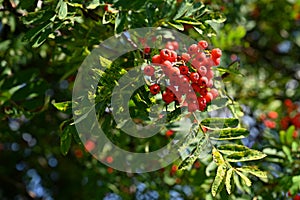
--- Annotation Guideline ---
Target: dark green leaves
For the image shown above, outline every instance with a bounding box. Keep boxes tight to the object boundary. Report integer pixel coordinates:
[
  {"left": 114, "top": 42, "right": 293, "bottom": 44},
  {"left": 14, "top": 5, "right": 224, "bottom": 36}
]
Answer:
[{"left": 60, "top": 124, "right": 73, "bottom": 156}]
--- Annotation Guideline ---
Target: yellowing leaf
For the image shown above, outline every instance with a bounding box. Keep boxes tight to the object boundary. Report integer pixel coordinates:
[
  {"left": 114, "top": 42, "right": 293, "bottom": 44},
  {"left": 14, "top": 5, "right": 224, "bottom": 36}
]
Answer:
[
  {"left": 211, "top": 164, "right": 227, "bottom": 197},
  {"left": 235, "top": 170, "right": 252, "bottom": 187},
  {"left": 225, "top": 168, "right": 233, "bottom": 194}
]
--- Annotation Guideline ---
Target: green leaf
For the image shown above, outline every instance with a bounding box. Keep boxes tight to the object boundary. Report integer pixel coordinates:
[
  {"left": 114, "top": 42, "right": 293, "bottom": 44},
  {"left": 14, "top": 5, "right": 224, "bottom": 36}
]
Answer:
[
  {"left": 286, "top": 125, "right": 295, "bottom": 145},
  {"left": 236, "top": 166, "right": 267, "bottom": 179},
  {"left": 173, "top": 2, "right": 193, "bottom": 20},
  {"left": 209, "top": 128, "right": 249, "bottom": 140},
  {"left": 60, "top": 125, "right": 73, "bottom": 156},
  {"left": 218, "top": 143, "right": 249, "bottom": 155},
  {"left": 206, "top": 97, "right": 229, "bottom": 112},
  {"left": 212, "top": 147, "right": 225, "bottom": 166},
  {"left": 235, "top": 170, "right": 252, "bottom": 187},
  {"left": 168, "top": 21, "right": 184, "bottom": 31},
  {"left": 211, "top": 164, "right": 227, "bottom": 197},
  {"left": 58, "top": 1, "right": 68, "bottom": 20},
  {"left": 201, "top": 118, "right": 239, "bottom": 129},
  {"left": 225, "top": 168, "right": 233, "bottom": 194},
  {"left": 178, "top": 135, "right": 208, "bottom": 170},
  {"left": 115, "top": 12, "right": 126, "bottom": 34},
  {"left": 175, "top": 17, "right": 203, "bottom": 25},
  {"left": 226, "top": 149, "right": 267, "bottom": 162},
  {"left": 52, "top": 100, "right": 72, "bottom": 113},
  {"left": 282, "top": 145, "right": 293, "bottom": 162},
  {"left": 22, "top": 20, "right": 52, "bottom": 42},
  {"left": 99, "top": 56, "right": 112, "bottom": 68}
]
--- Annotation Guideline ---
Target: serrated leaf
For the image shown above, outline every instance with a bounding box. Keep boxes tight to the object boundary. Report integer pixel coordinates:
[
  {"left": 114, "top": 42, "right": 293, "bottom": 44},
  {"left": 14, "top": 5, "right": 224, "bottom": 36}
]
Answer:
[
  {"left": 52, "top": 100, "right": 72, "bottom": 112},
  {"left": 235, "top": 170, "right": 251, "bottom": 187},
  {"left": 218, "top": 143, "right": 249, "bottom": 155},
  {"left": 60, "top": 125, "right": 72, "bottom": 155},
  {"left": 178, "top": 135, "right": 207, "bottom": 170},
  {"left": 168, "top": 21, "right": 184, "bottom": 31},
  {"left": 236, "top": 166, "right": 267, "bottom": 179},
  {"left": 212, "top": 147, "right": 225, "bottom": 166},
  {"left": 225, "top": 168, "right": 233, "bottom": 194},
  {"left": 211, "top": 164, "right": 227, "bottom": 197},
  {"left": 201, "top": 118, "right": 239, "bottom": 129},
  {"left": 209, "top": 128, "right": 249, "bottom": 140},
  {"left": 226, "top": 149, "right": 267, "bottom": 162}
]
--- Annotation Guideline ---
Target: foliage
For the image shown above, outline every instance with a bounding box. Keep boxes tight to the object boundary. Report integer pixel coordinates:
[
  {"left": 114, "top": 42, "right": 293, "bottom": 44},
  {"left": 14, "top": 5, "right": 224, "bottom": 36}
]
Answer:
[{"left": 0, "top": 0, "right": 299, "bottom": 199}]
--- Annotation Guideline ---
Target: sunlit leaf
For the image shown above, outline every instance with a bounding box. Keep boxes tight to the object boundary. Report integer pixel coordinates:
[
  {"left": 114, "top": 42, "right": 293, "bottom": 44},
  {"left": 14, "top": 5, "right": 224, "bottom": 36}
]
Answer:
[
  {"left": 225, "top": 168, "right": 233, "bottom": 194},
  {"left": 226, "top": 149, "right": 267, "bottom": 162},
  {"left": 218, "top": 143, "right": 249, "bottom": 155},
  {"left": 235, "top": 170, "right": 252, "bottom": 187},
  {"left": 236, "top": 166, "right": 267, "bottom": 179},
  {"left": 168, "top": 21, "right": 184, "bottom": 31},
  {"left": 52, "top": 100, "right": 72, "bottom": 113},
  {"left": 212, "top": 147, "right": 225, "bottom": 166},
  {"left": 211, "top": 164, "right": 227, "bottom": 197},
  {"left": 201, "top": 118, "right": 239, "bottom": 129},
  {"left": 209, "top": 128, "right": 249, "bottom": 140},
  {"left": 58, "top": 1, "right": 68, "bottom": 19}
]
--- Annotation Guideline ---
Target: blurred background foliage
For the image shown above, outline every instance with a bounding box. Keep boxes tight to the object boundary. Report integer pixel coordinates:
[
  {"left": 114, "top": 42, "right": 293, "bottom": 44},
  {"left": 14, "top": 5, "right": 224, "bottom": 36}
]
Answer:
[{"left": 0, "top": 0, "right": 299, "bottom": 199}]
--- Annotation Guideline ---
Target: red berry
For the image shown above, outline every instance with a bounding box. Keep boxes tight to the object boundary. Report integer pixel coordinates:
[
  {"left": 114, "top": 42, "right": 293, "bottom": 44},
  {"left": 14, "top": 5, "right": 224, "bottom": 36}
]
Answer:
[
  {"left": 188, "top": 44, "right": 198, "bottom": 55},
  {"left": 149, "top": 84, "right": 160, "bottom": 95},
  {"left": 195, "top": 52, "right": 206, "bottom": 63},
  {"left": 186, "top": 91, "right": 197, "bottom": 103},
  {"left": 211, "top": 48, "right": 222, "bottom": 59},
  {"left": 171, "top": 41, "right": 179, "bottom": 50},
  {"left": 181, "top": 53, "right": 191, "bottom": 61},
  {"left": 212, "top": 57, "right": 221, "bottom": 66},
  {"left": 160, "top": 49, "right": 177, "bottom": 62},
  {"left": 210, "top": 88, "right": 219, "bottom": 99},
  {"left": 292, "top": 113, "right": 300, "bottom": 128},
  {"left": 162, "top": 92, "right": 174, "bottom": 104},
  {"left": 144, "top": 46, "right": 151, "bottom": 54},
  {"left": 197, "top": 97, "right": 207, "bottom": 111},
  {"left": 188, "top": 102, "right": 198, "bottom": 112},
  {"left": 152, "top": 54, "right": 162, "bottom": 64},
  {"left": 294, "top": 195, "right": 300, "bottom": 200},
  {"left": 189, "top": 72, "right": 200, "bottom": 83},
  {"left": 170, "top": 67, "right": 180, "bottom": 78},
  {"left": 198, "top": 76, "right": 208, "bottom": 87},
  {"left": 206, "top": 69, "right": 214, "bottom": 79},
  {"left": 165, "top": 130, "right": 175, "bottom": 137},
  {"left": 197, "top": 66, "right": 207, "bottom": 76},
  {"left": 143, "top": 65, "right": 155, "bottom": 76},
  {"left": 199, "top": 87, "right": 208, "bottom": 96},
  {"left": 198, "top": 40, "right": 208, "bottom": 50},
  {"left": 293, "top": 130, "right": 298, "bottom": 139},
  {"left": 268, "top": 111, "right": 278, "bottom": 119},
  {"left": 106, "top": 156, "right": 114, "bottom": 163},
  {"left": 207, "top": 79, "right": 213, "bottom": 88},
  {"left": 191, "top": 83, "right": 201, "bottom": 93},
  {"left": 165, "top": 41, "right": 174, "bottom": 50},
  {"left": 179, "top": 65, "right": 189, "bottom": 75},
  {"left": 204, "top": 92, "right": 213, "bottom": 103},
  {"left": 264, "top": 119, "right": 276, "bottom": 129}
]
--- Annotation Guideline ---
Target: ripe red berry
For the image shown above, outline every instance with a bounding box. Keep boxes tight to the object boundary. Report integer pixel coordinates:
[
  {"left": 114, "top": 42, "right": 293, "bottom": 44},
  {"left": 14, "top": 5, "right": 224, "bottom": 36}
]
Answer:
[
  {"left": 179, "top": 65, "right": 189, "bottom": 75},
  {"left": 171, "top": 41, "right": 179, "bottom": 50},
  {"left": 152, "top": 54, "right": 162, "bottom": 64},
  {"left": 189, "top": 72, "right": 200, "bottom": 83},
  {"left": 162, "top": 92, "right": 175, "bottom": 104},
  {"left": 199, "top": 87, "right": 208, "bottom": 96},
  {"left": 188, "top": 44, "right": 198, "bottom": 55},
  {"left": 210, "top": 88, "right": 219, "bottom": 99},
  {"left": 264, "top": 119, "right": 276, "bottom": 129},
  {"left": 191, "top": 83, "right": 201, "bottom": 93},
  {"left": 144, "top": 46, "right": 151, "bottom": 54},
  {"left": 204, "top": 92, "right": 213, "bottom": 103},
  {"left": 268, "top": 111, "right": 278, "bottom": 119},
  {"left": 165, "top": 41, "right": 174, "bottom": 50},
  {"left": 198, "top": 76, "right": 208, "bottom": 87},
  {"left": 181, "top": 53, "right": 191, "bottom": 61},
  {"left": 206, "top": 69, "right": 214, "bottom": 79},
  {"left": 149, "top": 84, "right": 160, "bottom": 95},
  {"left": 186, "top": 91, "right": 197, "bottom": 103},
  {"left": 211, "top": 48, "right": 222, "bottom": 59},
  {"left": 195, "top": 52, "right": 206, "bottom": 63},
  {"left": 170, "top": 67, "right": 180, "bottom": 78},
  {"left": 212, "top": 57, "right": 221, "bottom": 66},
  {"left": 106, "top": 156, "right": 114, "bottom": 163},
  {"left": 165, "top": 130, "right": 175, "bottom": 137},
  {"left": 188, "top": 102, "right": 198, "bottom": 112},
  {"left": 197, "top": 66, "right": 207, "bottom": 76},
  {"left": 143, "top": 65, "right": 155, "bottom": 76},
  {"left": 160, "top": 49, "right": 177, "bottom": 62},
  {"left": 197, "top": 97, "right": 207, "bottom": 111},
  {"left": 198, "top": 40, "right": 208, "bottom": 50}
]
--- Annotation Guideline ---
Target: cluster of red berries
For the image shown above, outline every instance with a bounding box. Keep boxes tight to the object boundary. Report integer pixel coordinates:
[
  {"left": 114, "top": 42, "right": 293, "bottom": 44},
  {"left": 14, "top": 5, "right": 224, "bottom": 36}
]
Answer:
[
  {"left": 259, "top": 111, "right": 278, "bottom": 129},
  {"left": 143, "top": 40, "right": 221, "bottom": 112},
  {"left": 280, "top": 99, "right": 300, "bottom": 138}
]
